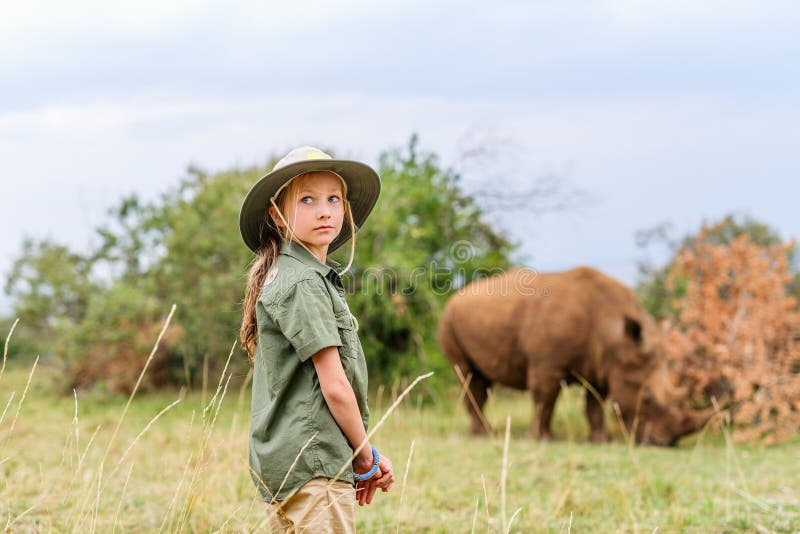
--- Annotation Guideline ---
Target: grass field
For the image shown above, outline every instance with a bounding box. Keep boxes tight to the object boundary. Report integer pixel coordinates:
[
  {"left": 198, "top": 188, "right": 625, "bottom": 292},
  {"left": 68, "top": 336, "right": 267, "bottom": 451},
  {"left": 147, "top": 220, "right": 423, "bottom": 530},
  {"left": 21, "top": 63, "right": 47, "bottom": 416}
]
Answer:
[{"left": 1, "top": 357, "right": 799, "bottom": 533}]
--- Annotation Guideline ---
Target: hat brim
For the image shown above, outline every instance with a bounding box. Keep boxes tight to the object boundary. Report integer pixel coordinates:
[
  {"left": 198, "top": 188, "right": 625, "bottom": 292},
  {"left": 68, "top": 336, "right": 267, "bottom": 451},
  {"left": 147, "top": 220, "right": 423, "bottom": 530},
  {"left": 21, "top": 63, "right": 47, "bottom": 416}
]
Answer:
[{"left": 239, "top": 159, "right": 381, "bottom": 254}]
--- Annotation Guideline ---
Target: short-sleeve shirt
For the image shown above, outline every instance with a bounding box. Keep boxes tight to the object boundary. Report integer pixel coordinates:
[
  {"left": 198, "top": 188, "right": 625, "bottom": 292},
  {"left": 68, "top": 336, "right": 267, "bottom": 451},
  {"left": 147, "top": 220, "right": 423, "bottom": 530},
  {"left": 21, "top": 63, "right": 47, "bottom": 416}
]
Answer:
[{"left": 249, "top": 240, "right": 369, "bottom": 502}]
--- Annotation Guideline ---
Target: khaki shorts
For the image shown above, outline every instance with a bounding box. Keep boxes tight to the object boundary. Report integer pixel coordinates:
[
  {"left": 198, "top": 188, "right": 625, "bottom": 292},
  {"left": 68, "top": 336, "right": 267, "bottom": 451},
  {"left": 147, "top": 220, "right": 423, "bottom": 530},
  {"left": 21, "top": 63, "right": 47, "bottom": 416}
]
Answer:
[{"left": 266, "top": 477, "right": 355, "bottom": 533}]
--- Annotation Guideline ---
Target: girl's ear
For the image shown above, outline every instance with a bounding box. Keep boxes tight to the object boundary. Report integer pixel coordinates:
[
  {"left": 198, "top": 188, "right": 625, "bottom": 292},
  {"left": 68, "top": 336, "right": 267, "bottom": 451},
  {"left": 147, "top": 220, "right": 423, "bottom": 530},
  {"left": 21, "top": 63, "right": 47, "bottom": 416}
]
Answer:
[{"left": 268, "top": 206, "right": 283, "bottom": 228}]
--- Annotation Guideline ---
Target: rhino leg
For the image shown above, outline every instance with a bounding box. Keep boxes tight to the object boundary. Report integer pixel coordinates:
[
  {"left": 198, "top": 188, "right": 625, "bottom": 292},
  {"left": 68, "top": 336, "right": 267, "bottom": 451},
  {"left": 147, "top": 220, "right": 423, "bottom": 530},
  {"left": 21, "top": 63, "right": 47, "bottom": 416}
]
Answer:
[
  {"left": 529, "top": 378, "right": 559, "bottom": 440},
  {"left": 586, "top": 391, "right": 609, "bottom": 443},
  {"left": 464, "top": 370, "right": 492, "bottom": 435}
]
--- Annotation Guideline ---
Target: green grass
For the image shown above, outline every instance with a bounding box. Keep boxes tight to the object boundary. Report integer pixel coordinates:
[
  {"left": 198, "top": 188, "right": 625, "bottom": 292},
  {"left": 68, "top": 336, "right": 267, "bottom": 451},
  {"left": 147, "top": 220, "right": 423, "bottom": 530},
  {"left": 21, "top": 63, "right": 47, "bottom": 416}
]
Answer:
[{"left": 1, "top": 360, "right": 799, "bottom": 533}]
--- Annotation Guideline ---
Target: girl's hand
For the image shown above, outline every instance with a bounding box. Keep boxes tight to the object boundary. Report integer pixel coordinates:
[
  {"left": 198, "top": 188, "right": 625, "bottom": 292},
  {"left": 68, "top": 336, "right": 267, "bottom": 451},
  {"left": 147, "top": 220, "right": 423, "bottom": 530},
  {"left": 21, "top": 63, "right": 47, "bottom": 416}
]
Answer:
[
  {"left": 354, "top": 454, "right": 394, "bottom": 506},
  {"left": 353, "top": 447, "right": 380, "bottom": 506},
  {"left": 374, "top": 455, "right": 394, "bottom": 493},
  {"left": 355, "top": 475, "right": 380, "bottom": 506}
]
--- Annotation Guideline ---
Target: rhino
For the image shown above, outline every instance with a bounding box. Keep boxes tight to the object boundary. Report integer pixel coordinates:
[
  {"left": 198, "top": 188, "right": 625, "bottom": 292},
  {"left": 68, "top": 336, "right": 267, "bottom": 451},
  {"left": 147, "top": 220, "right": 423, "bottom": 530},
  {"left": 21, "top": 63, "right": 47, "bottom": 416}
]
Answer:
[{"left": 437, "top": 266, "right": 716, "bottom": 446}]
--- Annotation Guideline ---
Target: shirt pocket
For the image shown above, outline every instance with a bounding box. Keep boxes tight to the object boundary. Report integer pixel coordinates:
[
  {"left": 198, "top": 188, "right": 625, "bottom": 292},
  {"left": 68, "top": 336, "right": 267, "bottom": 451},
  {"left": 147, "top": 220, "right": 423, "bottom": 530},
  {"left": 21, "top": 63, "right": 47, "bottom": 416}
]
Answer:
[{"left": 335, "top": 310, "right": 358, "bottom": 382}]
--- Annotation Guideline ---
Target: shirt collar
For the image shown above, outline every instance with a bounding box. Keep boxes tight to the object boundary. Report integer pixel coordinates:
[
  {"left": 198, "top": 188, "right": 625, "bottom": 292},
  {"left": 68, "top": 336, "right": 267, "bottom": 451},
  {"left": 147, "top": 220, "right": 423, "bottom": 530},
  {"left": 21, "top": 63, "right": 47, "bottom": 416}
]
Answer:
[{"left": 279, "top": 240, "right": 342, "bottom": 281}]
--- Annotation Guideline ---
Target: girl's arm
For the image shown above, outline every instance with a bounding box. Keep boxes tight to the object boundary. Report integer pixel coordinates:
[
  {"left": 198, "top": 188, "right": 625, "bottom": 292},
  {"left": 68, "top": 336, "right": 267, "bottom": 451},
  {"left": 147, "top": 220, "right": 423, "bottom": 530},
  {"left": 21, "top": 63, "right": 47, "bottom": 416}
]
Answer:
[
  {"left": 311, "top": 346, "right": 375, "bottom": 471},
  {"left": 312, "top": 346, "right": 395, "bottom": 505}
]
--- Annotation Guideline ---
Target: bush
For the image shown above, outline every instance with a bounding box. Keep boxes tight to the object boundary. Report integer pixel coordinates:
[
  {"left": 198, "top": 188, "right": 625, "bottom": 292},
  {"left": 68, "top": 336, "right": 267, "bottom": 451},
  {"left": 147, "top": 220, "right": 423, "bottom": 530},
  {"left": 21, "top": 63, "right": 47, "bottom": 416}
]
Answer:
[
  {"left": 664, "top": 221, "right": 800, "bottom": 443},
  {"left": 66, "top": 283, "right": 184, "bottom": 394}
]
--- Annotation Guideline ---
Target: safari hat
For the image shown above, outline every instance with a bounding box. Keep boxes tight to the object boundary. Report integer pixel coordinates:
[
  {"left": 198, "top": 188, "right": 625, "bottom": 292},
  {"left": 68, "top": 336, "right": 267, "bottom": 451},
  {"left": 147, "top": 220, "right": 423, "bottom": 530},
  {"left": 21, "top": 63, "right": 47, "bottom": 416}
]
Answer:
[{"left": 239, "top": 146, "right": 381, "bottom": 253}]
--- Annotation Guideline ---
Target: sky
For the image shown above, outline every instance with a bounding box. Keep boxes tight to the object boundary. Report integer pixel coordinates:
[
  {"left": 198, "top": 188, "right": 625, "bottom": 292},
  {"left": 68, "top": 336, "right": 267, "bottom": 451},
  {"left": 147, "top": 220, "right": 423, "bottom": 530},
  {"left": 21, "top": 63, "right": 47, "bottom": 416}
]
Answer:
[{"left": 2, "top": 0, "right": 799, "bottom": 313}]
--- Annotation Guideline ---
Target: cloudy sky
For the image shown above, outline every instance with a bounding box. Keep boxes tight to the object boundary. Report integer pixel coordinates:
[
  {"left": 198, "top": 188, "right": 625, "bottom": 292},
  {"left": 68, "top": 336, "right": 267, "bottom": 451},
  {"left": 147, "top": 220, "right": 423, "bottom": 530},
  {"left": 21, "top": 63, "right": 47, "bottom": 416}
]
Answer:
[{"left": 2, "top": 0, "right": 799, "bottom": 312}]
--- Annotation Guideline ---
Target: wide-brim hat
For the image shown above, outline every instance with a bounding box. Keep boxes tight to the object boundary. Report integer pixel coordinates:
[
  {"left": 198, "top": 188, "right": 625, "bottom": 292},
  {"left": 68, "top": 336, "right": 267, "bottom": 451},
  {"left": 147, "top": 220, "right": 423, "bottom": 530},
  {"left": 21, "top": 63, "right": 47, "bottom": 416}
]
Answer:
[{"left": 239, "top": 146, "right": 381, "bottom": 254}]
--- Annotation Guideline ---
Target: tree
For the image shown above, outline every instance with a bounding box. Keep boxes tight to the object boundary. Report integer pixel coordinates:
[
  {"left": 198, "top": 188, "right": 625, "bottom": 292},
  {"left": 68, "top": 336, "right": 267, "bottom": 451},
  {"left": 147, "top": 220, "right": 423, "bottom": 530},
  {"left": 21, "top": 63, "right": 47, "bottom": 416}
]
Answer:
[
  {"left": 4, "top": 239, "right": 97, "bottom": 361},
  {"left": 92, "top": 193, "right": 166, "bottom": 283}
]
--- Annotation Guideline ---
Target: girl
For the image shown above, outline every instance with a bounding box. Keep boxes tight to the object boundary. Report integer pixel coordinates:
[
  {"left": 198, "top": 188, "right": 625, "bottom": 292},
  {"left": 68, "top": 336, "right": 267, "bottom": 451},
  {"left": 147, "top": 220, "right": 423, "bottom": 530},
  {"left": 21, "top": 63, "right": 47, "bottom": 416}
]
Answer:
[{"left": 239, "top": 146, "right": 394, "bottom": 532}]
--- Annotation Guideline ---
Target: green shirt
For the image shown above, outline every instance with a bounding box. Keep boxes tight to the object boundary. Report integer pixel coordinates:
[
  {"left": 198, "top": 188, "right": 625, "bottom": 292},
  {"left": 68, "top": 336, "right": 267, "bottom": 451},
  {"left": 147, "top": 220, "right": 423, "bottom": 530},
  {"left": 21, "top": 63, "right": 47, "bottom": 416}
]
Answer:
[{"left": 249, "top": 239, "right": 369, "bottom": 502}]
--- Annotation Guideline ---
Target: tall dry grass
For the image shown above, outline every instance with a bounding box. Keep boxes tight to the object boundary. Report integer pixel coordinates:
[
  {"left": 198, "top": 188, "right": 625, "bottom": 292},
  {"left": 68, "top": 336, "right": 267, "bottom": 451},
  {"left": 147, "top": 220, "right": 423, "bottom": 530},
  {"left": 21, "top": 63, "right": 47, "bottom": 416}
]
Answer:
[{"left": 1, "top": 314, "right": 799, "bottom": 532}]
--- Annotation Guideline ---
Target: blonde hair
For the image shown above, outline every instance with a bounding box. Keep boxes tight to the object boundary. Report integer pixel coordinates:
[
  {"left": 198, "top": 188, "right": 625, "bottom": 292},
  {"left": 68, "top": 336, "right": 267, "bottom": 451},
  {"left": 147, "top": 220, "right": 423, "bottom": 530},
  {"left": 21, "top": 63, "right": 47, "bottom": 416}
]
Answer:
[{"left": 240, "top": 171, "right": 357, "bottom": 363}]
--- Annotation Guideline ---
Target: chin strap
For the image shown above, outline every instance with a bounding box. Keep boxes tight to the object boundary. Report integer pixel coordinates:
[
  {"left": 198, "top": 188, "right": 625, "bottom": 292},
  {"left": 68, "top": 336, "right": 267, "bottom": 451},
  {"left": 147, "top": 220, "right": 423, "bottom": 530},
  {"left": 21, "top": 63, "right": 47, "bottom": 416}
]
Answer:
[{"left": 337, "top": 202, "right": 356, "bottom": 277}]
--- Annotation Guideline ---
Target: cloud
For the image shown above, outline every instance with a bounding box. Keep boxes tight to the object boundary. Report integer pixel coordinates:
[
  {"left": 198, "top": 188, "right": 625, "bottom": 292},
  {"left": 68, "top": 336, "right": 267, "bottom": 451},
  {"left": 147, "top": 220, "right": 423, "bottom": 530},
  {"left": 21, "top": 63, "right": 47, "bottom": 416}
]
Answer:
[{"left": 3, "top": 1, "right": 799, "bottom": 110}]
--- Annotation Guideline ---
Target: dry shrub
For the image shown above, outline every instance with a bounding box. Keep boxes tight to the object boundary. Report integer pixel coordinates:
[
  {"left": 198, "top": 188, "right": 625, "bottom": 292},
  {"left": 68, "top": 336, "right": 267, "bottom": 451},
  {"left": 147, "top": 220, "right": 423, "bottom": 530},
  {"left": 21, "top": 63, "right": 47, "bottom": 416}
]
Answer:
[
  {"left": 68, "top": 320, "right": 184, "bottom": 395},
  {"left": 666, "top": 222, "right": 800, "bottom": 443}
]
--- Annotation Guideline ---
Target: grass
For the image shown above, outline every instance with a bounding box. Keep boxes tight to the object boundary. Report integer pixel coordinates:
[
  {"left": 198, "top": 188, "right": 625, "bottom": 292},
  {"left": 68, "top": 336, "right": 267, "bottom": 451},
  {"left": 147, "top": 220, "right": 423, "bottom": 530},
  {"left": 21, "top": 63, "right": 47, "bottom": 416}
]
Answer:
[{"left": 1, "top": 354, "right": 799, "bottom": 532}]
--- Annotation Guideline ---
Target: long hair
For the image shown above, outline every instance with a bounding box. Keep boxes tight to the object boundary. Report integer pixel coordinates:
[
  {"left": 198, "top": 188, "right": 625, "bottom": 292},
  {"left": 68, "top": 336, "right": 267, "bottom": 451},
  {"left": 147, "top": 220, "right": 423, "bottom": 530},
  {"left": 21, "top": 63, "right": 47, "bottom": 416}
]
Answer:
[{"left": 240, "top": 171, "right": 357, "bottom": 363}]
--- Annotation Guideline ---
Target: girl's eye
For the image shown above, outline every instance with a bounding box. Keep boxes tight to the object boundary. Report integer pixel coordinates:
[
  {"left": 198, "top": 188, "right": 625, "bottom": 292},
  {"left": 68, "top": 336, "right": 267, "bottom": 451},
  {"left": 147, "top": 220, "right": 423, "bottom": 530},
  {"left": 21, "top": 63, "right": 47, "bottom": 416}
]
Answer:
[
  {"left": 301, "top": 196, "right": 313, "bottom": 204},
  {"left": 328, "top": 195, "right": 340, "bottom": 203}
]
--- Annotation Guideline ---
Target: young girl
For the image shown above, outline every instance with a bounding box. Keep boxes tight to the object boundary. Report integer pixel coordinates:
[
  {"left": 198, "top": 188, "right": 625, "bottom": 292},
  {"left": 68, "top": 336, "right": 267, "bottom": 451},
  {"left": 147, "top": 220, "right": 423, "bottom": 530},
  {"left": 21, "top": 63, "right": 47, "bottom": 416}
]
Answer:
[{"left": 239, "top": 146, "right": 393, "bottom": 532}]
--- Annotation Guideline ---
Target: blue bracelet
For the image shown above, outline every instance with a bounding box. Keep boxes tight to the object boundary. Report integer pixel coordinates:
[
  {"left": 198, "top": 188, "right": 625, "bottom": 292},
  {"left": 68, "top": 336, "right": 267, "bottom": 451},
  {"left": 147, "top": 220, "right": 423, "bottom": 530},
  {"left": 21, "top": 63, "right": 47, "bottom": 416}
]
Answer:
[{"left": 353, "top": 445, "right": 380, "bottom": 481}]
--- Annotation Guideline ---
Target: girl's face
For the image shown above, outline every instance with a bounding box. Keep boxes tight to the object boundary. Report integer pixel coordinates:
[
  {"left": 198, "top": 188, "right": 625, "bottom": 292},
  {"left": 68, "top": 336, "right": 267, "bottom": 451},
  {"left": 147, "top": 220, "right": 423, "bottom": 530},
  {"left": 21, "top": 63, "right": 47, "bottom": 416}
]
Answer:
[{"left": 270, "top": 171, "right": 345, "bottom": 259}]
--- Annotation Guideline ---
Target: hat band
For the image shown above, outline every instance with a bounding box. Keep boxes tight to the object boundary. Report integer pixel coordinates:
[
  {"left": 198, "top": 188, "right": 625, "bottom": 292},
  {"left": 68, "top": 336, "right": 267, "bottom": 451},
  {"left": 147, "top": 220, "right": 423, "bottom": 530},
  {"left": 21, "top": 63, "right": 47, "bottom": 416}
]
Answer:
[{"left": 270, "top": 170, "right": 348, "bottom": 201}]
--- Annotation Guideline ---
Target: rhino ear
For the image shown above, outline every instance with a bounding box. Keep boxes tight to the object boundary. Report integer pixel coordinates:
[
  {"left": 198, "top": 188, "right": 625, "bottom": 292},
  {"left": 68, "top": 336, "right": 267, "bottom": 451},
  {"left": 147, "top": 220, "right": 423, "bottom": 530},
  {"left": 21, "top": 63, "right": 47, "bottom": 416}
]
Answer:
[{"left": 624, "top": 316, "right": 643, "bottom": 344}]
